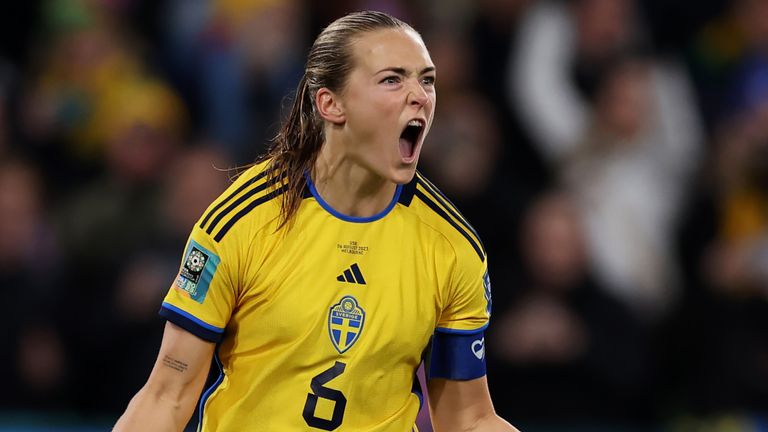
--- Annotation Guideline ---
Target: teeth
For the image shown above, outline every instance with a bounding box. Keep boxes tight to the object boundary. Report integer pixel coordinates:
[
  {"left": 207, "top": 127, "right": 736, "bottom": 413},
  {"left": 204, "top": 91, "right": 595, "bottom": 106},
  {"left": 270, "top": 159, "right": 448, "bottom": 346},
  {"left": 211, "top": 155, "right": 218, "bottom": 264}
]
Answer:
[{"left": 408, "top": 119, "right": 424, "bottom": 127}]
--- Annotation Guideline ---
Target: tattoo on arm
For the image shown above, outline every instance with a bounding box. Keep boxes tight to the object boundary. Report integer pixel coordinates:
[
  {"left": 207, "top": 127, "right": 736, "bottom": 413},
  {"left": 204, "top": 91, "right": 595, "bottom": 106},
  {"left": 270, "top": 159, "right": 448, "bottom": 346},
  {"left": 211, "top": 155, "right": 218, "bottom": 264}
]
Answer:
[{"left": 162, "top": 355, "right": 189, "bottom": 373}]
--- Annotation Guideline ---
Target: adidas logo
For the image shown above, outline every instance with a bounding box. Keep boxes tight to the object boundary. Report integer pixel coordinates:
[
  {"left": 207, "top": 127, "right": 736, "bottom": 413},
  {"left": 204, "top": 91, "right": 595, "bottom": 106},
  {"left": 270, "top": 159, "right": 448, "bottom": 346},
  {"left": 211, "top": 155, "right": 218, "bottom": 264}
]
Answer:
[{"left": 336, "top": 263, "right": 366, "bottom": 285}]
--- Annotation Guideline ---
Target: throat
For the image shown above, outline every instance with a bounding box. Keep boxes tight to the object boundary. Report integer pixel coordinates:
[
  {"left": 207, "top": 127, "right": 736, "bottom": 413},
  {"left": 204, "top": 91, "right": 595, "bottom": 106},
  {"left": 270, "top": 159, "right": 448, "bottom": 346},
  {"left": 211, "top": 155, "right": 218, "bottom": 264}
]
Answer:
[{"left": 311, "top": 168, "right": 398, "bottom": 218}]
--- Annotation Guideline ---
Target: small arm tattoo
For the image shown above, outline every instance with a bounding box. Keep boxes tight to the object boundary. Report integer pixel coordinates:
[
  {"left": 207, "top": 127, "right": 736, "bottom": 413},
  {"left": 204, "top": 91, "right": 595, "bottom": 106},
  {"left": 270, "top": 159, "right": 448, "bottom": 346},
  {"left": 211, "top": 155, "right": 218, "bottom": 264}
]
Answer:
[{"left": 163, "top": 355, "right": 189, "bottom": 373}]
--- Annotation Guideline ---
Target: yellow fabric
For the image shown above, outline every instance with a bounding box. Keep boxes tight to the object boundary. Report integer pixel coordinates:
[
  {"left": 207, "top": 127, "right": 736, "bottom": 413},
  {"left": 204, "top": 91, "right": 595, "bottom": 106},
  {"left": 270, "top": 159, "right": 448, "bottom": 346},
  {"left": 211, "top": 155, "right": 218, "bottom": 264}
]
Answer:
[{"left": 163, "top": 161, "right": 489, "bottom": 431}]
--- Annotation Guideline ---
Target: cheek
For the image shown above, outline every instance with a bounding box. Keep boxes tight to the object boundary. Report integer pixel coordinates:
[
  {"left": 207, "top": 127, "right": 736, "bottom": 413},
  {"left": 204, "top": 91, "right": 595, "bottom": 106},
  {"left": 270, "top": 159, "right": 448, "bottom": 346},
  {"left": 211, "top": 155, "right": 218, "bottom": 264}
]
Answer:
[{"left": 427, "top": 93, "right": 437, "bottom": 118}]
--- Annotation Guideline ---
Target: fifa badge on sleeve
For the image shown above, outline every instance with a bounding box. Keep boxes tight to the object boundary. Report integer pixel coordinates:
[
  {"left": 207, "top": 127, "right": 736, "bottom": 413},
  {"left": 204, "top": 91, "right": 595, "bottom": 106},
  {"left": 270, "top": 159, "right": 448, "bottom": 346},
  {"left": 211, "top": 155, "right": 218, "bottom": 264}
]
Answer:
[{"left": 175, "top": 239, "right": 221, "bottom": 303}]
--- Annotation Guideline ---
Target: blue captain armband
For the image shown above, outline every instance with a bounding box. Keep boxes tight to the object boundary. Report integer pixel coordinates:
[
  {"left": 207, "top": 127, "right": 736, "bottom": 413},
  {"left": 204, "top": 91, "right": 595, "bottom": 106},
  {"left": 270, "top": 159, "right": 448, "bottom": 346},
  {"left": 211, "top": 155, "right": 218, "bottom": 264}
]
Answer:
[{"left": 427, "top": 326, "right": 488, "bottom": 380}]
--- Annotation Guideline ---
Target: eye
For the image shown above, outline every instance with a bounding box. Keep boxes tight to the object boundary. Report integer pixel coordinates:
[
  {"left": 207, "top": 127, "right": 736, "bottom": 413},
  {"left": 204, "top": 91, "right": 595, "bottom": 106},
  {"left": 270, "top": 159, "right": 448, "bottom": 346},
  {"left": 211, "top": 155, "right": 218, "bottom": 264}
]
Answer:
[
  {"left": 380, "top": 76, "right": 401, "bottom": 85},
  {"left": 421, "top": 76, "right": 436, "bottom": 86}
]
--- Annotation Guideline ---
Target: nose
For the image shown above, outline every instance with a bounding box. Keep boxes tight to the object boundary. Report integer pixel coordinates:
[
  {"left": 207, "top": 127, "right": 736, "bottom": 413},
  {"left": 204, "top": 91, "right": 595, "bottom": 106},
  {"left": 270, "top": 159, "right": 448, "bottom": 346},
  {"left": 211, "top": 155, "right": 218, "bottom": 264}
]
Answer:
[{"left": 407, "top": 79, "right": 429, "bottom": 107}]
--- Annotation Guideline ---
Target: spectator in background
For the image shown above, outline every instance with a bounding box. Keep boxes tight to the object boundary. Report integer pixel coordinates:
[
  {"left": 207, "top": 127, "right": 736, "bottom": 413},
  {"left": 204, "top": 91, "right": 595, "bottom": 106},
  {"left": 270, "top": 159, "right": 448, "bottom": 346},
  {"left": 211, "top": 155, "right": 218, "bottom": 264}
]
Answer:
[
  {"left": 511, "top": 0, "right": 641, "bottom": 160},
  {"left": 0, "top": 159, "right": 67, "bottom": 410},
  {"left": 162, "top": 0, "right": 307, "bottom": 164},
  {"left": 108, "top": 145, "right": 231, "bottom": 415},
  {"left": 512, "top": 0, "right": 703, "bottom": 320},
  {"left": 419, "top": 28, "right": 502, "bottom": 202},
  {"left": 469, "top": 0, "right": 548, "bottom": 204},
  {"left": 687, "top": 0, "right": 768, "bottom": 130},
  {"left": 560, "top": 53, "right": 701, "bottom": 320},
  {"left": 708, "top": 59, "right": 768, "bottom": 297},
  {"left": 419, "top": 25, "right": 520, "bottom": 266},
  {"left": 667, "top": 53, "right": 768, "bottom": 415},
  {"left": 19, "top": 0, "right": 175, "bottom": 192},
  {"left": 55, "top": 77, "right": 187, "bottom": 413},
  {"left": 488, "top": 191, "right": 651, "bottom": 423}
]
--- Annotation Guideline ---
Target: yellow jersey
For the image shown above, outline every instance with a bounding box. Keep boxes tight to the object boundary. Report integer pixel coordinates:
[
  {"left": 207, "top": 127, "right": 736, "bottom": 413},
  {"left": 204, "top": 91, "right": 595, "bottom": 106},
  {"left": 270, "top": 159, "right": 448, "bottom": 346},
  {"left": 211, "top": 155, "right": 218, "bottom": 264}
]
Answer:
[{"left": 160, "top": 160, "right": 491, "bottom": 431}]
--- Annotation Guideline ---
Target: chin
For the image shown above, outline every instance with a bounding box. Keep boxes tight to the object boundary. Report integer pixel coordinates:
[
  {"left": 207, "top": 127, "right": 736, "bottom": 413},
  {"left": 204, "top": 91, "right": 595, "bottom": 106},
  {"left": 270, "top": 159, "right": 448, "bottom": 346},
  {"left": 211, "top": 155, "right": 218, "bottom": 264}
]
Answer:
[{"left": 390, "top": 164, "right": 418, "bottom": 185}]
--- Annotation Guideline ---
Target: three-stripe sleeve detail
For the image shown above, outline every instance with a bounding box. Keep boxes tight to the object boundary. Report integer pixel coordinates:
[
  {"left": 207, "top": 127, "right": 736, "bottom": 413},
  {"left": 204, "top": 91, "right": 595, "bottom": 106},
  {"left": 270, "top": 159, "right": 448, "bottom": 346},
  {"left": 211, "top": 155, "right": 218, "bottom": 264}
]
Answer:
[
  {"left": 413, "top": 175, "right": 485, "bottom": 262},
  {"left": 212, "top": 183, "right": 287, "bottom": 242},
  {"left": 416, "top": 173, "right": 485, "bottom": 252},
  {"left": 196, "top": 168, "right": 287, "bottom": 243},
  {"left": 199, "top": 169, "right": 271, "bottom": 230},
  {"left": 204, "top": 174, "right": 283, "bottom": 236}
]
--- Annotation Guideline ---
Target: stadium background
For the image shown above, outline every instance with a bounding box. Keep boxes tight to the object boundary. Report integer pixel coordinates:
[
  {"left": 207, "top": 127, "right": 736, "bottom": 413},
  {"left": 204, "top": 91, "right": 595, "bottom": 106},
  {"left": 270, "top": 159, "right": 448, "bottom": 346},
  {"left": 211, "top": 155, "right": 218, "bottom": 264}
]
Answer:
[{"left": 0, "top": 0, "right": 767, "bottom": 430}]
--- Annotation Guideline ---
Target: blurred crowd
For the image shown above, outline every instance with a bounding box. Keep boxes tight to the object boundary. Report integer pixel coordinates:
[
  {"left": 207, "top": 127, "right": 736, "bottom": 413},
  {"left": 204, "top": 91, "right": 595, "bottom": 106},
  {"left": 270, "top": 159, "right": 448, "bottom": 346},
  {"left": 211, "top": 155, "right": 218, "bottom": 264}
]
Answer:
[{"left": 1, "top": 0, "right": 767, "bottom": 430}]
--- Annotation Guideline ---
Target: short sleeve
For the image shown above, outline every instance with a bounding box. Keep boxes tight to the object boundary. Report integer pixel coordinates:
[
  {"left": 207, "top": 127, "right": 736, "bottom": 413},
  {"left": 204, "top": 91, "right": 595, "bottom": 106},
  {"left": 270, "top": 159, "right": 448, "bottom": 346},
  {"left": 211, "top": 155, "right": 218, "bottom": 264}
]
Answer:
[
  {"left": 429, "top": 251, "right": 492, "bottom": 380},
  {"left": 159, "top": 225, "right": 238, "bottom": 343},
  {"left": 436, "top": 253, "right": 491, "bottom": 333}
]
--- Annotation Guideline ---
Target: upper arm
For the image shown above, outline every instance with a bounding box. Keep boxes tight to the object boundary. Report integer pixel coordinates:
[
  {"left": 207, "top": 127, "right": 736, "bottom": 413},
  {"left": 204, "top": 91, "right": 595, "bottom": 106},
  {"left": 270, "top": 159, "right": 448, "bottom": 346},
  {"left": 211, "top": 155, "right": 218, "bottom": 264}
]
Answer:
[
  {"left": 144, "top": 322, "right": 216, "bottom": 404},
  {"left": 113, "top": 323, "right": 215, "bottom": 431}
]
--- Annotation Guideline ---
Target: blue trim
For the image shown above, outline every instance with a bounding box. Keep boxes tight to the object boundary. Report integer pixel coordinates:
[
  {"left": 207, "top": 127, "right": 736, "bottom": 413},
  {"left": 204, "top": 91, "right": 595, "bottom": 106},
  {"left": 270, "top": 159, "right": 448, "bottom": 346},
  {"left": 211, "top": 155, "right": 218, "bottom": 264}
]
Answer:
[
  {"left": 161, "top": 303, "right": 224, "bottom": 333},
  {"left": 198, "top": 347, "right": 225, "bottom": 429},
  {"left": 305, "top": 172, "right": 402, "bottom": 223},
  {"left": 159, "top": 303, "right": 225, "bottom": 343},
  {"left": 411, "top": 369, "right": 424, "bottom": 409},
  {"left": 434, "top": 323, "right": 488, "bottom": 335}
]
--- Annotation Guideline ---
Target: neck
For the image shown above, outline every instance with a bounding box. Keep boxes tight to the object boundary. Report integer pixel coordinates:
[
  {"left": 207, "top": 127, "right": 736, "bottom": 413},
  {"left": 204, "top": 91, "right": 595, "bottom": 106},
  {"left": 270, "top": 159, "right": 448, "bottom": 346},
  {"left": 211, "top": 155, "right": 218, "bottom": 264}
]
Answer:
[{"left": 312, "top": 142, "right": 397, "bottom": 218}]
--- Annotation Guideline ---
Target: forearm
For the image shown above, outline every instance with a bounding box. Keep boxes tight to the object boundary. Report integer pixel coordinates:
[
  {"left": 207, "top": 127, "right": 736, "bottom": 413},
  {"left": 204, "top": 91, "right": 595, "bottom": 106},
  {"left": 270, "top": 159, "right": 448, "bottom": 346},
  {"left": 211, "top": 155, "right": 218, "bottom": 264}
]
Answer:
[
  {"left": 429, "top": 376, "right": 520, "bottom": 432},
  {"left": 113, "top": 383, "right": 197, "bottom": 432}
]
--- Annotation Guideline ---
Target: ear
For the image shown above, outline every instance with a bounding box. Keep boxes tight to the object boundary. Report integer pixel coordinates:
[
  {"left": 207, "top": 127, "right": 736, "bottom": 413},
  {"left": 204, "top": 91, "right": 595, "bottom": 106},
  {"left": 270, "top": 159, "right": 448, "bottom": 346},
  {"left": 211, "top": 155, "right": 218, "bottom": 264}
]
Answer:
[{"left": 316, "top": 88, "right": 346, "bottom": 124}]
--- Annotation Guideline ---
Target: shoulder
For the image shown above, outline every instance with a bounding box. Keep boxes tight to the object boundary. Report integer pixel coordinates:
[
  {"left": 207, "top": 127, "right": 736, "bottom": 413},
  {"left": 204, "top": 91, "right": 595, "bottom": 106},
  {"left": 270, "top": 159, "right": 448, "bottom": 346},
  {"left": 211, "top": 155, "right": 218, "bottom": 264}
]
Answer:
[
  {"left": 194, "top": 160, "right": 284, "bottom": 247},
  {"left": 397, "top": 171, "right": 486, "bottom": 264}
]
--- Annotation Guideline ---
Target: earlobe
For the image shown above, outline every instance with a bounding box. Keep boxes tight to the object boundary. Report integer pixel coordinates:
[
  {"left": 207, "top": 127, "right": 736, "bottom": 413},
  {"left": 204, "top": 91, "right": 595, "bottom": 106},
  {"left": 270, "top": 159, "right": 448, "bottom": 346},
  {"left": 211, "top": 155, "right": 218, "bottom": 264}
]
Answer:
[{"left": 316, "top": 88, "right": 345, "bottom": 124}]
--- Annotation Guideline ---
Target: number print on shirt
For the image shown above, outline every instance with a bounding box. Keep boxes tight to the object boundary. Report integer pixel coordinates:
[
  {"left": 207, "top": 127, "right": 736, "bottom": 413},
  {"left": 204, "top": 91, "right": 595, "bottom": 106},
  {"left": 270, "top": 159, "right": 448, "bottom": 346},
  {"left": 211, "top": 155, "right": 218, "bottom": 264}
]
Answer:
[{"left": 302, "top": 361, "right": 347, "bottom": 430}]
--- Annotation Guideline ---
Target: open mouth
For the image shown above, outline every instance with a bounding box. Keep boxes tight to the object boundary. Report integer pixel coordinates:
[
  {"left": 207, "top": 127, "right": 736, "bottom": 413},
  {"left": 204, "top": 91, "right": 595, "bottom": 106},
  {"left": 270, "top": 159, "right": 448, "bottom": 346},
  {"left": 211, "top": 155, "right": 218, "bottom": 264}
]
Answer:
[{"left": 399, "top": 119, "right": 425, "bottom": 161}]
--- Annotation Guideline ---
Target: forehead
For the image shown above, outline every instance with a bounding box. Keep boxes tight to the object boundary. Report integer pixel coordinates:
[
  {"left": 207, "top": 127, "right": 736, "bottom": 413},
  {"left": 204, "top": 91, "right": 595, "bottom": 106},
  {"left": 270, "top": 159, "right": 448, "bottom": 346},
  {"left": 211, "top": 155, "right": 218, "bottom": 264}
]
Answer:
[{"left": 349, "top": 28, "right": 433, "bottom": 73}]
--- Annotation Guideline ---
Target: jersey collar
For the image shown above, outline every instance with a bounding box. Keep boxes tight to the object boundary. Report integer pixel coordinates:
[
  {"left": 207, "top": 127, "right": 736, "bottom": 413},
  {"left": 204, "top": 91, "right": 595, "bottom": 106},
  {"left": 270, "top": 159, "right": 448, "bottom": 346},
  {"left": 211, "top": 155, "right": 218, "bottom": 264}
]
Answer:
[{"left": 304, "top": 172, "right": 402, "bottom": 223}]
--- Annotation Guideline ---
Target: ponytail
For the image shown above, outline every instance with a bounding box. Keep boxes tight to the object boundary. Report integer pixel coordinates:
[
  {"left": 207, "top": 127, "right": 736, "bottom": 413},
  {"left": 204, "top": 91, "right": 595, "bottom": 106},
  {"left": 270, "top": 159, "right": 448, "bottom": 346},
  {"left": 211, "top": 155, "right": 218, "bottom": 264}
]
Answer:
[{"left": 258, "top": 75, "right": 323, "bottom": 230}]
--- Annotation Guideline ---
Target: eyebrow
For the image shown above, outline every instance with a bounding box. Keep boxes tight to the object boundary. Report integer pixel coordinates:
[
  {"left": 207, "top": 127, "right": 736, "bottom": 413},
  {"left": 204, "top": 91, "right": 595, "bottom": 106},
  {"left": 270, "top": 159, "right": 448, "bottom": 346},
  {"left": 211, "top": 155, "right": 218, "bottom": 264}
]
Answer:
[{"left": 375, "top": 66, "right": 436, "bottom": 75}]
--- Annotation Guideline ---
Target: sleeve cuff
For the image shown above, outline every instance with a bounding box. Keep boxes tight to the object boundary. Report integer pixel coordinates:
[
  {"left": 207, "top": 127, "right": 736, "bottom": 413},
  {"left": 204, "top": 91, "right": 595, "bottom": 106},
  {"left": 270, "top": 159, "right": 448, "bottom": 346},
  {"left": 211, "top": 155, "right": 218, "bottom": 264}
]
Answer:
[{"left": 159, "top": 302, "right": 225, "bottom": 343}]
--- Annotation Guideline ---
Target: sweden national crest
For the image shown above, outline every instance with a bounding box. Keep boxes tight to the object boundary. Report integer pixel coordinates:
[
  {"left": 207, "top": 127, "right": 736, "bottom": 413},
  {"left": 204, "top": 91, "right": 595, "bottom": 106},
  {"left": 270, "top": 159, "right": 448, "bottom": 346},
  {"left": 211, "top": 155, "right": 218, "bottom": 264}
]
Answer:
[{"left": 328, "top": 296, "right": 365, "bottom": 354}]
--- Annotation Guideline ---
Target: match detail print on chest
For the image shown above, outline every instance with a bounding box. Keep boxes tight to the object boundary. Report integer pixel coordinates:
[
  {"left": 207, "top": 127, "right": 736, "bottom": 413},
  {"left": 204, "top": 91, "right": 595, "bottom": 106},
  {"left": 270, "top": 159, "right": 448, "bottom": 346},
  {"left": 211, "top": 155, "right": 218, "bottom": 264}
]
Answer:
[{"left": 329, "top": 238, "right": 371, "bottom": 354}]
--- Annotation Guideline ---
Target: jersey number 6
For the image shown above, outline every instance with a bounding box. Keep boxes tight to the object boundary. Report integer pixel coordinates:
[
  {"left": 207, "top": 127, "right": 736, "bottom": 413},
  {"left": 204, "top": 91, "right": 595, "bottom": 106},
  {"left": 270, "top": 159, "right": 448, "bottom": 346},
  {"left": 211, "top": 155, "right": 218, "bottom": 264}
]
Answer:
[{"left": 302, "top": 361, "right": 347, "bottom": 430}]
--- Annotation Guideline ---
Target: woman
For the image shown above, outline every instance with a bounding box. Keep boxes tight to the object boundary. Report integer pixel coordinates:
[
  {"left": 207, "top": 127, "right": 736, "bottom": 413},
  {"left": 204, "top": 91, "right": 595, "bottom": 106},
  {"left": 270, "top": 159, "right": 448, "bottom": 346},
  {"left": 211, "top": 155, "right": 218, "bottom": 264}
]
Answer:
[{"left": 115, "top": 11, "right": 518, "bottom": 431}]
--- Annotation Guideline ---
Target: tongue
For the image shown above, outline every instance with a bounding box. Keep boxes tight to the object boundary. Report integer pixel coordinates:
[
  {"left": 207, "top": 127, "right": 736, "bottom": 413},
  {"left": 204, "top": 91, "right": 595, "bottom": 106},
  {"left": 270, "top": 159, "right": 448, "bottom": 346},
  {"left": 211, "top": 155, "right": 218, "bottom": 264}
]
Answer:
[{"left": 399, "top": 138, "right": 414, "bottom": 159}]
